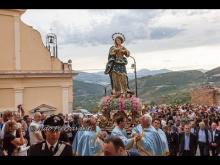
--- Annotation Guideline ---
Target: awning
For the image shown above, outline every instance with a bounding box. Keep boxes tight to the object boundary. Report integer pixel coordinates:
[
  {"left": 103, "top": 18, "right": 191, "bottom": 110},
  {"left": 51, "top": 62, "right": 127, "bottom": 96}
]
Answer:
[{"left": 30, "top": 104, "right": 57, "bottom": 113}]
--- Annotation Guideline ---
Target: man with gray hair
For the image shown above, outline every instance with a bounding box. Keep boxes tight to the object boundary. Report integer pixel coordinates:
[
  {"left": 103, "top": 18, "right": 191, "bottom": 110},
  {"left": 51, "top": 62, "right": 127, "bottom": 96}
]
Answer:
[
  {"left": 143, "top": 113, "right": 152, "bottom": 123},
  {"left": 132, "top": 114, "right": 152, "bottom": 135},
  {"left": 197, "top": 121, "right": 211, "bottom": 156},
  {"left": 135, "top": 114, "right": 166, "bottom": 156}
]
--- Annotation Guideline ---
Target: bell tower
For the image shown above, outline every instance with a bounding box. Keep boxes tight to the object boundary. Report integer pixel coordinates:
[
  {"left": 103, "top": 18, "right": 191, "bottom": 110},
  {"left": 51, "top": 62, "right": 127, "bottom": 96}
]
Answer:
[{"left": 46, "top": 32, "right": 58, "bottom": 58}]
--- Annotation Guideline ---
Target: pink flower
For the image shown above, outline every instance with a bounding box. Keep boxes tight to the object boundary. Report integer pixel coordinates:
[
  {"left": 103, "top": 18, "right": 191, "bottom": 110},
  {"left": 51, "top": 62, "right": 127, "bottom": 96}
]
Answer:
[
  {"left": 129, "top": 96, "right": 141, "bottom": 112},
  {"left": 119, "top": 97, "right": 125, "bottom": 111},
  {"left": 102, "top": 96, "right": 113, "bottom": 112}
]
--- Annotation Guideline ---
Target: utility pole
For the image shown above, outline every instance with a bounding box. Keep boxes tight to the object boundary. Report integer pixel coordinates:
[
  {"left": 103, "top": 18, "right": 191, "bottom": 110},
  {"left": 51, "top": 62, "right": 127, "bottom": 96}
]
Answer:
[{"left": 130, "top": 56, "right": 138, "bottom": 97}]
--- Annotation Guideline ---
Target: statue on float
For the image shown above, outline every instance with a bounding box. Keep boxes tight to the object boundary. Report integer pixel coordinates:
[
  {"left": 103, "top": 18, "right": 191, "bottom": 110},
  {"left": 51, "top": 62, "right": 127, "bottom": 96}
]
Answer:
[{"left": 98, "top": 33, "right": 142, "bottom": 130}]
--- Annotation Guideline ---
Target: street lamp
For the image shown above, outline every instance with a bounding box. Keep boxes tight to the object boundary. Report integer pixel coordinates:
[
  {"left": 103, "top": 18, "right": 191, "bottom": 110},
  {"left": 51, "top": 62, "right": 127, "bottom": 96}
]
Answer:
[
  {"left": 98, "top": 83, "right": 110, "bottom": 96},
  {"left": 130, "top": 55, "right": 138, "bottom": 97}
]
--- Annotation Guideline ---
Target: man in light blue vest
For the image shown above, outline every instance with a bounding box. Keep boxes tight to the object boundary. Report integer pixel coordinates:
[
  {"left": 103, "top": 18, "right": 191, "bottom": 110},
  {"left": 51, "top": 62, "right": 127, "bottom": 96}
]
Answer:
[
  {"left": 111, "top": 116, "right": 140, "bottom": 150},
  {"left": 73, "top": 117, "right": 104, "bottom": 156},
  {"left": 152, "top": 118, "right": 169, "bottom": 155},
  {"left": 72, "top": 118, "right": 88, "bottom": 155},
  {"left": 135, "top": 114, "right": 165, "bottom": 156}
]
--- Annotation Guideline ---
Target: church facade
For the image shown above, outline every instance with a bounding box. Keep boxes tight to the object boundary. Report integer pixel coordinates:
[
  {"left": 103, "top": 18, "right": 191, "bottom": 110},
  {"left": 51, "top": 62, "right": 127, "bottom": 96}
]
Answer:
[{"left": 0, "top": 9, "right": 76, "bottom": 115}]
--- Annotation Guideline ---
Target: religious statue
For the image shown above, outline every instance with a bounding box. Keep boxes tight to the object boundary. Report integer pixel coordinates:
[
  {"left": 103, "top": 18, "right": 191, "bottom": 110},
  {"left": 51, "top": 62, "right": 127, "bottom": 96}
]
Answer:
[
  {"left": 104, "top": 32, "right": 134, "bottom": 98},
  {"left": 98, "top": 33, "right": 141, "bottom": 130}
]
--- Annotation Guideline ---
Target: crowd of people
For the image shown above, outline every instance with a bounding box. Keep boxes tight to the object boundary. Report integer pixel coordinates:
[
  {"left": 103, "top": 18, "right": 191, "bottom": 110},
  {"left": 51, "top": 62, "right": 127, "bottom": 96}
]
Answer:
[
  {"left": 0, "top": 104, "right": 220, "bottom": 156},
  {"left": 144, "top": 104, "right": 220, "bottom": 156}
]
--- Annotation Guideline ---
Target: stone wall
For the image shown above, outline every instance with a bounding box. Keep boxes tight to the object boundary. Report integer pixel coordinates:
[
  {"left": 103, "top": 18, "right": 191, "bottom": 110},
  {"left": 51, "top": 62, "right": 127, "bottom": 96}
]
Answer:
[{"left": 191, "top": 86, "right": 220, "bottom": 106}]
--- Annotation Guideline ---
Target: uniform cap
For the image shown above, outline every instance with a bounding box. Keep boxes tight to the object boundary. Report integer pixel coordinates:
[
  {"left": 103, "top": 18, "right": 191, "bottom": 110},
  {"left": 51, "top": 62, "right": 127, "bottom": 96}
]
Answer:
[{"left": 44, "top": 115, "right": 64, "bottom": 131}]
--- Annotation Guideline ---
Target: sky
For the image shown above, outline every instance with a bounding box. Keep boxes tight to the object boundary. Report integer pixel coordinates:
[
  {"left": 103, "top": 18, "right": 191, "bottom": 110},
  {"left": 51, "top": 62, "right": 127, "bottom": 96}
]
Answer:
[{"left": 21, "top": 9, "right": 220, "bottom": 73}]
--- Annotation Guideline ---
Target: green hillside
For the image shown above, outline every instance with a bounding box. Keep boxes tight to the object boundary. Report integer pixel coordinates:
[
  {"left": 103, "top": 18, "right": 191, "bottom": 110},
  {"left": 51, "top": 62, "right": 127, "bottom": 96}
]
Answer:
[
  {"left": 129, "top": 70, "right": 206, "bottom": 104},
  {"left": 205, "top": 67, "right": 220, "bottom": 83},
  {"left": 205, "top": 66, "right": 220, "bottom": 77},
  {"left": 73, "top": 67, "right": 220, "bottom": 111},
  {"left": 73, "top": 80, "right": 104, "bottom": 111}
]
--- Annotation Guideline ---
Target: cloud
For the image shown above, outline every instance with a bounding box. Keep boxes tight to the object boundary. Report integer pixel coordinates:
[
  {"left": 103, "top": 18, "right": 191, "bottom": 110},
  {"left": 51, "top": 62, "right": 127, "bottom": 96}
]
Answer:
[
  {"left": 21, "top": 9, "right": 220, "bottom": 72},
  {"left": 149, "top": 27, "right": 185, "bottom": 40},
  {"left": 23, "top": 9, "right": 220, "bottom": 52},
  {"left": 56, "top": 10, "right": 169, "bottom": 46}
]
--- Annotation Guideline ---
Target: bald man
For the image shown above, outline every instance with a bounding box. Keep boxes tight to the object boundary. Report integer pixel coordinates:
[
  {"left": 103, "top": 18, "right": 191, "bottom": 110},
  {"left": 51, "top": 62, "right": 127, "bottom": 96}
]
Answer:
[{"left": 29, "top": 112, "right": 44, "bottom": 146}]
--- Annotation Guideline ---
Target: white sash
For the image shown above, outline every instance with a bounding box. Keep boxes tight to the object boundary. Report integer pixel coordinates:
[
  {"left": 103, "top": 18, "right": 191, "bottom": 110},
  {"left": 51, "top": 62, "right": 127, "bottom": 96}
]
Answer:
[
  {"left": 41, "top": 142, "right": 66, "bottom": 156},
  {"left": 53, "top": 144, "right": 66, "bottom": 156}
]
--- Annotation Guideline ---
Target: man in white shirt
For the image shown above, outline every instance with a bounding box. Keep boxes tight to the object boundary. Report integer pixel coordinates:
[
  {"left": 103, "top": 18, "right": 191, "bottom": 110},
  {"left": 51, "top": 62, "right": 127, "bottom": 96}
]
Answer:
[
  {"left": 197, "top": 121, "right": 211, "bottom": 156},
  {"left": 29, "top": 112, "right": 44, "bottom": 146}
]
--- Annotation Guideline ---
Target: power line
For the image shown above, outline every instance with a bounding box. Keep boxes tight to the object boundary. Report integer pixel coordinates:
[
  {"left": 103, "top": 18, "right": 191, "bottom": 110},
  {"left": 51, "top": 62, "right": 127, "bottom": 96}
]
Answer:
[
  {"left": 74, "top": 68, "right": 135, "bottom": 72},
  {"left": 74, "top": 59, "right": 136, "bottom": 72},
  {"left": 75, "top": 69, "right": 105, "bottom": 72}
]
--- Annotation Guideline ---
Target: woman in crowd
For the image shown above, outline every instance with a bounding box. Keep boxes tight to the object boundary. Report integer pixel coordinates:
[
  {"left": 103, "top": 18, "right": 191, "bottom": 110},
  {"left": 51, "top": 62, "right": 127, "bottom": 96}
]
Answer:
[{"left": 2, "top": 120, "right": 25, "bottom": 156}]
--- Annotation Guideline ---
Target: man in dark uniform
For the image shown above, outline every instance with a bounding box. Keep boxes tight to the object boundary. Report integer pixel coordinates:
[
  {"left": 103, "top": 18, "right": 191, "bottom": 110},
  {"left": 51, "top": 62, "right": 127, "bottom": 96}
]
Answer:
[{"left": 28, "top": 115, "right": 73, "bottom": 156}]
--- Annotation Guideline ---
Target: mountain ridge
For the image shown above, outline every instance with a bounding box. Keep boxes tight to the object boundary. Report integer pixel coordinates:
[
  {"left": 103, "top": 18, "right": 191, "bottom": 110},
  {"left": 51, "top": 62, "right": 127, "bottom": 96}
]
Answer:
[{"left": 73, "top": 66, "right": 220, "bottom": 111}]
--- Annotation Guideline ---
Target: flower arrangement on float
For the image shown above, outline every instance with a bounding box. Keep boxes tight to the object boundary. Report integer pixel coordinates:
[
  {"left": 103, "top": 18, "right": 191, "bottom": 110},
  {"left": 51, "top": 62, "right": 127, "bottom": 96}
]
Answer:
[{"left": 100, "top": 95, "right": 142, "bottom": 113}]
